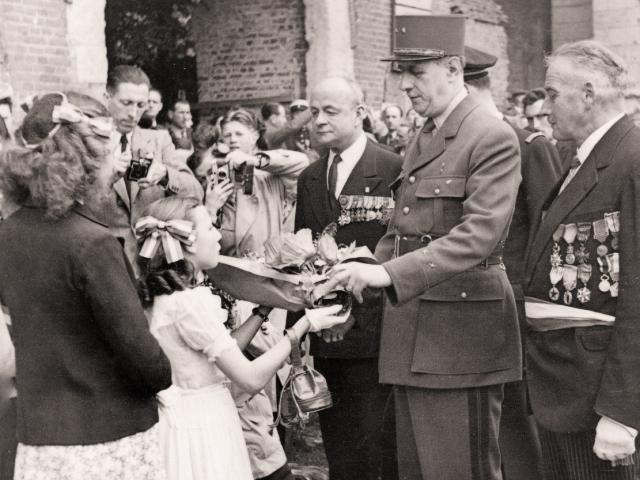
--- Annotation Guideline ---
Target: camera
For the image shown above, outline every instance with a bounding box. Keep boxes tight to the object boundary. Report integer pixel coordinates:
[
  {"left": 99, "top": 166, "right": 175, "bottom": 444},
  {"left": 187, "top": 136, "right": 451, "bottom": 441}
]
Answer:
[
  {"left": 232, "top": 162, "right": 254, "bottom": 195},
  {"left": 127, "top": 149, "right": 153, "bottom": 182}
]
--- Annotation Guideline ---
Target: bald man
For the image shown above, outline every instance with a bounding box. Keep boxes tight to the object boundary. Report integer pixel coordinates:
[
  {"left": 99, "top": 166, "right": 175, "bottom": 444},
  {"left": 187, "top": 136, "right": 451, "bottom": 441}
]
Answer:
[{"left": 289, "top": 77, "right": 402, "bottom": 480}]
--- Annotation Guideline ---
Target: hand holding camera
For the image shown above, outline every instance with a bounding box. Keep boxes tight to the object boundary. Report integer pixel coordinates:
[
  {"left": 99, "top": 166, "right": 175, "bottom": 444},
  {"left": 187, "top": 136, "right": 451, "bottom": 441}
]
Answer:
[
  {"left": 205, "top": 178, "right": 234, "bottom": 213},
  {"left": 127, "top": 149, "right": 167, "bottom": 189}
]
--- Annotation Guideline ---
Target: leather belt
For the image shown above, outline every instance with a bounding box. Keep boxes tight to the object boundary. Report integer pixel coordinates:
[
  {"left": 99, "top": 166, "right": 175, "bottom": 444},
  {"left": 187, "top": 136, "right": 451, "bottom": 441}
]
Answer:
[{"left": 393, "top": 234, "right": 504, "bottom": 268}]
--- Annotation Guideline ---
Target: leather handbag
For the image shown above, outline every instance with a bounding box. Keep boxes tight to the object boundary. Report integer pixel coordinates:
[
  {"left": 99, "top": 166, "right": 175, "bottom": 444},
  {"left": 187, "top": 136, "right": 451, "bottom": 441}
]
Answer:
[{"left": 275, "top": 330, "right": 333, "bottom": 428}]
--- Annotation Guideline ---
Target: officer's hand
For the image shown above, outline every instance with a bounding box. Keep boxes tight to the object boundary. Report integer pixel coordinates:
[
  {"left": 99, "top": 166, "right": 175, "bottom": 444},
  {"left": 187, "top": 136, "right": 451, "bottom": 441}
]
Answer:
[
  {"left": 138, "top": 161, "right": 168, "bottom": 189},
  {"left": 328, "top": 263, "right": 391, "bottom": 303},
  {"left": 320, "top": 314, "right": 356, "bottom": 343},
  {"left": 593, "top": 416, "right": 637, "bottom": 464}
]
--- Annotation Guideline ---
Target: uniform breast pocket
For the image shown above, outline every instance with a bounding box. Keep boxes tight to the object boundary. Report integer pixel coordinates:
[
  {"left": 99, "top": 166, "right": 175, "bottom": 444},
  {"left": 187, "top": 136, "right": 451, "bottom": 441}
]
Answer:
[
  {"left": 410, "top": 270, "right": 510, "bottom": 375},
  {"left": 415, "top": 176, "right": 466, "bottom": 233}
]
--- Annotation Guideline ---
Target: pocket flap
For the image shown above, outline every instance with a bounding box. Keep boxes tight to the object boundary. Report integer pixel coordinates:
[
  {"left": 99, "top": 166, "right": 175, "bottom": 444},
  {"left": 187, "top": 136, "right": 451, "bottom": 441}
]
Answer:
[
  {"left": 415, "top": 176, "right": 466, "bottom": 198},
  {"left": 418, "top": 271, "right": 504, "bottom": 302}
]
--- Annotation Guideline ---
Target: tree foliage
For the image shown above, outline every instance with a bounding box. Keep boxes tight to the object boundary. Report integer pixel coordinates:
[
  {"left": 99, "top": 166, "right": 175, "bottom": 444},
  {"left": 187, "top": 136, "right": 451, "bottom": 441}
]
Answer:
[{"left": 105, "top": 0, "right": 201, "bottom": 110}]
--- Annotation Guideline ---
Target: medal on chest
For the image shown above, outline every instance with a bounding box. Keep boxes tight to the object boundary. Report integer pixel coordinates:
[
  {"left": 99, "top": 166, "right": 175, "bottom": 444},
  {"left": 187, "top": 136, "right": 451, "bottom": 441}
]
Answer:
[
  {"left": 576, "top": 263, "right": 593, "bottom": 304},
  {"left": 604, "top": 211, "right": 620, "bottom": 251},
  {"left": 550, "top": 224, "right": 565, "bottom": 267},
  {"left": 563, "top": 223, "right": 578, "bottom": 265},
  {"left": 549, "top": 265, "right": 564, "bottom": 301},
  {"left": 562, "top": 265, "right": 578, "bottom": 305}
]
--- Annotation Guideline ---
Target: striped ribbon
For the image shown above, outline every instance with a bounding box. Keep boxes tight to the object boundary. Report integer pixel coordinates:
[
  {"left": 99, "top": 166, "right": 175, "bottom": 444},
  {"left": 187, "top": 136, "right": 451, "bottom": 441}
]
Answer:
[{"left": 134, "top": 216, "right": 196, "bottom": 264}]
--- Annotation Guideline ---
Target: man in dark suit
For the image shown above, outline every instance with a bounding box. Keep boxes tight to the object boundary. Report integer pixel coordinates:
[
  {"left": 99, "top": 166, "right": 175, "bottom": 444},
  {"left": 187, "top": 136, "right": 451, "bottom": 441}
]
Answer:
[
  {"left": 328, "top": 16, "right": 522, "bottom": 479},
  {"left": 524, "top": 40, "right": 640, "bottom": 479},
  {"left": 291, "top": 77, "right": 401, "bottom": 480},
  {"left": 465, "top": 46, "right": 563, "bottom": 480}
]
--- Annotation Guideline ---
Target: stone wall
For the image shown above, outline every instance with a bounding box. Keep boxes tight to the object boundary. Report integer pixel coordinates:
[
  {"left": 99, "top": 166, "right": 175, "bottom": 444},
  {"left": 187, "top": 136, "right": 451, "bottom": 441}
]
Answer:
[
  {"left": 192, "top": 0, "right": 307, "bottom": 111},
  {"left": 592, "top": 0, "right": 640, "bottom": 86},
  {"left": 351, "top": 0, "right": 394, "bottom": 107},
  {"left": 551, "top": 0, "right": 593, "bottom": 50},
  {"left": 0, "top": 0, "right": 107, "bottom": 107}
]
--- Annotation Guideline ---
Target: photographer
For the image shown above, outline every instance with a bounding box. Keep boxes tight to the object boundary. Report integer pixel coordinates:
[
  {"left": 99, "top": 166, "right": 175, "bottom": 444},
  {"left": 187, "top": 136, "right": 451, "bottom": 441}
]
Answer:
[
  {"left": 209, "top": 108, "right": 308, "bottom": 258},
  {"left": 103, "top": 65, "right": 203, "bottom": 264}
]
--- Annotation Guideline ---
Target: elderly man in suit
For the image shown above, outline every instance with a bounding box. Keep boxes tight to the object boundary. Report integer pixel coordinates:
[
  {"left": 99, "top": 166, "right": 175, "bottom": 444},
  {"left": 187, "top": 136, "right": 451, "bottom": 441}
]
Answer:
[
  {"left": 291, "top": 77, "right": 401, "bottom": 480},
  {"left": 464, "top": 46, "right": 563, "bottom": 480},
  {"left": 328, "top": 16, "right": 522, "bottom": 479},
  {"left": 524, "top": 40, "right": 640, "bottom": 479},
  {"left": 103, "top": 65, "right": 203, "bottom": 263}
]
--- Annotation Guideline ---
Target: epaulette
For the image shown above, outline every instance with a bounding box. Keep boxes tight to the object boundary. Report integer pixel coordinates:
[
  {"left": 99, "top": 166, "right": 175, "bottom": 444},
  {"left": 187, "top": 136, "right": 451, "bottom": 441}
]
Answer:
[{"left": 524, "top": 131, "right": 545, "bottom": 144}]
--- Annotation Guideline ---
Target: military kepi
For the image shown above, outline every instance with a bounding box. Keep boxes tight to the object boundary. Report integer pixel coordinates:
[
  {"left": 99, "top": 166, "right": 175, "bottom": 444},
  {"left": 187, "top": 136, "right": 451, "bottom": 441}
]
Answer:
[
  {"left": 463, "top": 46, "right": 497, "bottom": 81},
  {"left": 382, "top": 15, "right": 466, "bottom": 62}
]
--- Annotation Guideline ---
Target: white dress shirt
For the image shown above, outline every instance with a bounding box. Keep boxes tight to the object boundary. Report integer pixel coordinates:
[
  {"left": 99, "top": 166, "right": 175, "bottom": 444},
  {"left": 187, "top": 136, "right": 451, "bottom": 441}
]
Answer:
[
  {"left": 327, "top": 133, "right": 368, "bottom": 198},
  {"left": 559, "top": 112, "right": 625, "bottom": 193},
  {"left": 433, "top": 87, "right": 468, "bottom": 131}
]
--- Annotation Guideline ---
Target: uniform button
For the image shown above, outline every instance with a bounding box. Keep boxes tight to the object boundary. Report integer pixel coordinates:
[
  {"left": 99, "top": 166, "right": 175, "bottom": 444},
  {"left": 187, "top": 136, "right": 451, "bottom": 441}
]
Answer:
[
  {"left": 408, "top": 176, "right": 416, "bottom": 184},
  {"left": 402, "top": 206, "right": 410, "bottom": 215},
  {"left": 434, "top": 188, "right": 440, "bottom": 195},
  {"left": 461, "top": 292, "right": 467, "bottom": 299}
]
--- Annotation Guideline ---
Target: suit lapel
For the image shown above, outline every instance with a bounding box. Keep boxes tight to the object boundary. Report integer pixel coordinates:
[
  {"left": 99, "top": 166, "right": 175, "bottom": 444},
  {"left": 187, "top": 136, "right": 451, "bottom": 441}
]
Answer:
[
  {"left": 113, "top": 178, "right": 131, "bottom": 212},
  {"left": 525, "top": 116, "right": 634, "bottom": 281},
  {"left": 408, "top": 95, "right": 478, "bottom": 174},
  {"left": 340, "top": 140, "right": 382, "bottom": 195},
  {"left": 306, "top": 155, "right": 335, "bottom": 227}
]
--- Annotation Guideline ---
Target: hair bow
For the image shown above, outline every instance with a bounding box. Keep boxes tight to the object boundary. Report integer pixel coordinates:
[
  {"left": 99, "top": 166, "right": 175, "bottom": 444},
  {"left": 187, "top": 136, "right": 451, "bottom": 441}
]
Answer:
[
  {"left": 21, "top": 93, "right": 114, "bottom": 149},
  {"left": 134, "top": 216, "right": 196, "bottom": 264}
]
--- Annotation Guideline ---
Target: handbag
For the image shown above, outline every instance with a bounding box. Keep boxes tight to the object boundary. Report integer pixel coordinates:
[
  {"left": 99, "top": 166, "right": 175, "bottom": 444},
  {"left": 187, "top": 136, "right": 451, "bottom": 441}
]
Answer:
[{"left": 274, "top": 330, "right": 333, "bottom": 428}]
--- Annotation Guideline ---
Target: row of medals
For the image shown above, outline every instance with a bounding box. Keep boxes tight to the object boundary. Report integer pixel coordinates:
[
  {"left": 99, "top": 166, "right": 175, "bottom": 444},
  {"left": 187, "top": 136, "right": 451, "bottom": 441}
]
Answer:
[
  {"left": 549, "top": 211, "right": 620, "bottom": 305},
  {"left": 337, "top": 195, "right": 395, "bottom": 226}
]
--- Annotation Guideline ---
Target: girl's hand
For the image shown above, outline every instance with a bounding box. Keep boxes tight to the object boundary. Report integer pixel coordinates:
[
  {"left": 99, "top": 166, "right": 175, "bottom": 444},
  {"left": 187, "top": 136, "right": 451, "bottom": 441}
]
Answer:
[
  {"left": 205, "top": 179, "right": 234, "bottom": 214},
  {"left": 304, "top": 304, "right": 352, "bottom": 332}
]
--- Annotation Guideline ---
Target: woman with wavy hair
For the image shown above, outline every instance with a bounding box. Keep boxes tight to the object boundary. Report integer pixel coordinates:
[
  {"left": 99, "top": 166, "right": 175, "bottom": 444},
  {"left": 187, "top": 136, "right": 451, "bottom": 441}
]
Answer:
[
  {"left": 135, "top": 195, "right": 349, "bottom": 480},
  {"left": 0, "top": 92, "right": 172, "bottom": 480}
]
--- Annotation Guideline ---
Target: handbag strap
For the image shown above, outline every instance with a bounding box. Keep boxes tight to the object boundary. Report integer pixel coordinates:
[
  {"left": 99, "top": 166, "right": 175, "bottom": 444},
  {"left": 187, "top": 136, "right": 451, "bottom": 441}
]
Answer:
[{"left": 285, "top": 328, "right": 303, "bottom": 368}]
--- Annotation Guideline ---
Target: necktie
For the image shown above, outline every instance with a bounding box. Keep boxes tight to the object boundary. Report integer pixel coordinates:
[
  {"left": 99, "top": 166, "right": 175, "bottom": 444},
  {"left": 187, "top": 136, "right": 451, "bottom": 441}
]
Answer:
[
  {"left": 558, "top": 155, "right": 581, "bottom": 195},
  {"left": 120, "top": 134, "right": 133, "bottom": 199},
  {"left": 328, "top": 153, "right": 343, "bottom": 199},
  {"left": 416, "top": 118, "right": 436, "bottom": 157},
  {"left": 120, "top": 134, "right": 128, "bottom": 153}
]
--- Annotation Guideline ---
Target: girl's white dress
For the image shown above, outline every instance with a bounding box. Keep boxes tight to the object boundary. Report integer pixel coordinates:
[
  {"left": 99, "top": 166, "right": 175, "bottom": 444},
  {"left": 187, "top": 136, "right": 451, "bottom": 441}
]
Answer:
[{"left": 148, "top": 286, "right": 253, "bottom": 480}]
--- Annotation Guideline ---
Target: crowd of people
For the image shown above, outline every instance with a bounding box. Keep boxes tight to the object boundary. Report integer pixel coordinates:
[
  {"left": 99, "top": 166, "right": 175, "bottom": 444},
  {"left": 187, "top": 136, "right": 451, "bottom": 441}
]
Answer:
[{"left": 0, "top": 11, "right": 639, "bottom": 480}]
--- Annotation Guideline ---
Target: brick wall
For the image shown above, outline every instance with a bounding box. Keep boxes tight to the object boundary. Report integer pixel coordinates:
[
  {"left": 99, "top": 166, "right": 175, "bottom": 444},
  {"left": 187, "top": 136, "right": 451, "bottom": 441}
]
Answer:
[
  {"left": 192, "top": 0, "right": 307, "bottom": 110},
  {"left": 0, "top": 0, "right": 74, "bottom": 102},
  {"left": 351, "top": 0, "right": 394, "bottom": 107}
]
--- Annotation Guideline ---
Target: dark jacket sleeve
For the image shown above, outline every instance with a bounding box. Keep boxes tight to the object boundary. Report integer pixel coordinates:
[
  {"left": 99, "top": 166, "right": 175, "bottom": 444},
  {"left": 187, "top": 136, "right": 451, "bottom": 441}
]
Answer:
[
  {"left": 522, "top": 138, "right": 562, "bottom": 231},
  {"left": 76, "top": 233, "right": 172, "bottom": 395},
  {"left": 595, "top": 159, "right": 640, "bottom": 430}
]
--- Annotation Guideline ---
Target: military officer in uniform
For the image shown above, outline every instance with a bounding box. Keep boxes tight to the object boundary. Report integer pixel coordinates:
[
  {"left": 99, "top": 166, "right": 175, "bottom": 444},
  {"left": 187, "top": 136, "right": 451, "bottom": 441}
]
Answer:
[
  {"left": 524, "top": 40, "right": 640, "bottom": 479},
  {"left": 328, "top": 15, "right": 522, "bottom": 480},
  {"left": 464, "top": 46, "right": 563, "bottom": 480},
  {"left": 290, "top": 77, "right": 401, "bottom": 480}
]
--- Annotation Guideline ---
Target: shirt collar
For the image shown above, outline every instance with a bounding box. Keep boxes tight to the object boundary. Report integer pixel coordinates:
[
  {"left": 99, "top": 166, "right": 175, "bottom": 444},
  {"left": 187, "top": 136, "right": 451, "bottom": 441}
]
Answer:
[
  {"left": 329, "top": 132, "right": 367, "bottom": 167},
  {"left": 576, "top": 112, "right": 625, "bottom": 164},
  {"left": 433, "top": 87, "right": 468, "bottom": 130}
]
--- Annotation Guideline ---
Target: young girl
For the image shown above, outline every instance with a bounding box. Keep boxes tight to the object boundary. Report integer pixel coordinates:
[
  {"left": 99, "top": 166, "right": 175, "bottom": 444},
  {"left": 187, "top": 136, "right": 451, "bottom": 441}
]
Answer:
[{"left": 136, "top": 196, "right": 349, "bottom": 480}]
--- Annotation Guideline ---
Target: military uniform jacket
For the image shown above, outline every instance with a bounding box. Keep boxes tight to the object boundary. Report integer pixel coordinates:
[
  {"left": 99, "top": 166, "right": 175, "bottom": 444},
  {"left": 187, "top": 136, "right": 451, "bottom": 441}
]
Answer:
[
  {"left": 524, "top": 116, "right": 640, "bottom": 432},
  {"left": 376, "top": 95, "right": 522, "bottom": 389},
  {"left": 292, "top": 139, "right": 402, "bottom": 358}
]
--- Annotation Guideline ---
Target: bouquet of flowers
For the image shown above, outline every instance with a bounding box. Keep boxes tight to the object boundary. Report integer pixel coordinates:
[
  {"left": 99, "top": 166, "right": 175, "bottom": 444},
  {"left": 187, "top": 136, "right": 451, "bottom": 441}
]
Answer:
[{"left": 207, "top": 224, "right": 375, "bottom": 311}]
